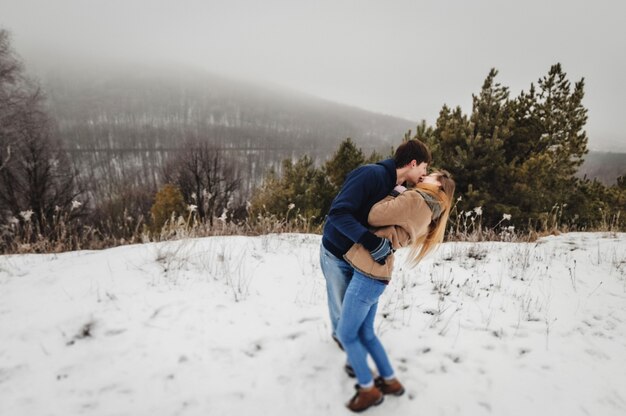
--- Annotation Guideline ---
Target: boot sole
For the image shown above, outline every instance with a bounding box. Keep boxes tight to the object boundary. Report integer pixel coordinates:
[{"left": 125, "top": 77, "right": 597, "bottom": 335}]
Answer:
[
  {"left": 378, "top": 386, "right": 405, "bottom": 396},
  {"left": 347, "top": 396, "right": 384, "bottom": 413},
  {"left": 387, "top": 388, "right": 405, "bottom": 396}
]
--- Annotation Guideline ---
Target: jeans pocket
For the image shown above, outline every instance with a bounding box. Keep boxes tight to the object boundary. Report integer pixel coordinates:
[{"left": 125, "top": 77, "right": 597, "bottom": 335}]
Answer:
[
  {"left": 354, "top": 273, "right": 385, "bottom": 303},
  {"left": 369, "top": 280, "right": 386, "bottom": 301}
]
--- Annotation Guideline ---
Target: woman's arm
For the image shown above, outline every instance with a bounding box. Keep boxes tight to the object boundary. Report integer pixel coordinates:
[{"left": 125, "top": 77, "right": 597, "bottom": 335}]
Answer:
[{"left": 368, "top": 192, "right": 419, "bottom": 227}]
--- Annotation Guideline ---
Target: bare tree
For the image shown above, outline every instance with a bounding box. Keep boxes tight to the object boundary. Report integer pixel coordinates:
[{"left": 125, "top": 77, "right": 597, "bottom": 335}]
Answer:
[
  {"left": 0, "top": 29, "right": 80, "bottom": 236},
  {"left": 0, "top": 29, "right": 24, "bottom": 171},
  {"left": 163, "top": 140, "right": 241, "bottom": 226}
]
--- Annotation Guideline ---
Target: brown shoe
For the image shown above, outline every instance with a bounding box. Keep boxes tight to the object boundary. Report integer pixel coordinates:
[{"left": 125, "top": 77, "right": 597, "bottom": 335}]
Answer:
[
  {"left": 374, "top": 376, "right": 405, "bottom": 396},
  {"left": 346, "top": 384, "right": 384, "bottom": 412}
]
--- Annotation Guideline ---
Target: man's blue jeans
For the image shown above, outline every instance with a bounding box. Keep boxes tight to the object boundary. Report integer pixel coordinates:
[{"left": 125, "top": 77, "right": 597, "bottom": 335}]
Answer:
[
  {"left": 336, "top": 271, "right": 395, "bottom": 387},
  {"left": 319, "top": 243, "right": 353, "bottom": 339}
]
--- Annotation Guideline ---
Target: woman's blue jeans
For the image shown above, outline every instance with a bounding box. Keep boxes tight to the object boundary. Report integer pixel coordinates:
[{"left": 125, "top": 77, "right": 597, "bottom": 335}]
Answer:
[{"left": 337, "top": 271, "right": 395, "bottom": 387}]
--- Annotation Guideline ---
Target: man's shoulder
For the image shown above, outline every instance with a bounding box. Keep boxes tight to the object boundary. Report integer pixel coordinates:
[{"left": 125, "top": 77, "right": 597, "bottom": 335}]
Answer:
[
  {"left": 343, "top": 165, "right": 384, "bottom": 189},
  {"left": 350, "top": 159, "right": 394, "bottom": 178}
]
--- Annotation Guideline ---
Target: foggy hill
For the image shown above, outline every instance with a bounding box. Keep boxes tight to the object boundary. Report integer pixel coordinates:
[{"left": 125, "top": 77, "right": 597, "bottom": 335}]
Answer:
[
  {"left": 577, "top": 151, "right": 626, "bottom": 185},
  {"left": 40, "top": 65, "right": 416, "bottom": 157}
]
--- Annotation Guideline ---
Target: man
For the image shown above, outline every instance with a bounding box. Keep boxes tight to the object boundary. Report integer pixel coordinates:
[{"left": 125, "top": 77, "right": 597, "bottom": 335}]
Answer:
[{"left": 320, "top": 139, "right": 431, "bottom": 376}]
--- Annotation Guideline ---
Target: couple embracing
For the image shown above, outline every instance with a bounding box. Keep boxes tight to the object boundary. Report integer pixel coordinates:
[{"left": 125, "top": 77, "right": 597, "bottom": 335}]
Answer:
[{"left": 319, "top": 139, "right": 455, "bottom": 412}]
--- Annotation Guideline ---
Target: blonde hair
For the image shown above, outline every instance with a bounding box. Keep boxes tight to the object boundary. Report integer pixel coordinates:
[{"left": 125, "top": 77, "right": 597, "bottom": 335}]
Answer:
[{"left": 407, "top": 170, "right": 455, "bottom": 265}]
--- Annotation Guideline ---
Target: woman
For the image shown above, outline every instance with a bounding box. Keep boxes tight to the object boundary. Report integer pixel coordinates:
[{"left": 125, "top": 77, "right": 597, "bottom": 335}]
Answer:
[{"left": 336, "top": 170, "right": 455, "bottom": 412}]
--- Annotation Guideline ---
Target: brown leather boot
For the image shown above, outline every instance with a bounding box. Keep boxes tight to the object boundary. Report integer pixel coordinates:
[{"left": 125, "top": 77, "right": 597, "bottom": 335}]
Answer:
[
  {"left": 374, "top": 376, "right": 405, "bottom": 396},
  {"left": 346, "top": 384, "right": 384, "bottom": 412}
]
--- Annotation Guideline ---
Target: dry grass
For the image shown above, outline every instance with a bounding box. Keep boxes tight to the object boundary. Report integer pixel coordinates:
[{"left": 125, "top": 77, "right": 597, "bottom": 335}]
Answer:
[{"left": 1, "top": 202, "right": 622, "bottom": 255}]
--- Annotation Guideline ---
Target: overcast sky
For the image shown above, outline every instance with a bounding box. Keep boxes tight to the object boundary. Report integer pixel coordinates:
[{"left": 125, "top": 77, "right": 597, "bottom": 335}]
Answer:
[{"left": 1, "top": 0, "right": 625, "bottom": 151}]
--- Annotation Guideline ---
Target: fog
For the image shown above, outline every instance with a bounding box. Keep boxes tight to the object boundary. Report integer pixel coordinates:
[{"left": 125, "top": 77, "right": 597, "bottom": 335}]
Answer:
[{"left": 1, "top": 0, "right": 625, "bottom": 151}]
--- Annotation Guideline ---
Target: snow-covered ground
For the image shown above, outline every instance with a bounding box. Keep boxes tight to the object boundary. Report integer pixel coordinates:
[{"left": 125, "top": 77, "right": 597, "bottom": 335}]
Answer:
[{"left": 1, "top": 232, "right": 625, "bottom": 416}]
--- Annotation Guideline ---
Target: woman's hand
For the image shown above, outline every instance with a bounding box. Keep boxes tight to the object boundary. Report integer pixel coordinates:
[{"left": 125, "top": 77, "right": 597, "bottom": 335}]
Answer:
[{"left": 393, "top": 185, "right": 407, "bottom": 194}]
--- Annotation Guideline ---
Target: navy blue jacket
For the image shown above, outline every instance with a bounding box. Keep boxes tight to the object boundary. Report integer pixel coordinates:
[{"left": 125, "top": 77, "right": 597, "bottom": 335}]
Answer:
[{"left": 322, "top": 159, "right": 397, "bottom": 259}]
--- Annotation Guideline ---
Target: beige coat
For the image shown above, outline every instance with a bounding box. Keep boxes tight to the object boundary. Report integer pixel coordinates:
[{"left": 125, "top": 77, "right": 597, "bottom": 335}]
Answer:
[{"left": 343, "top": 190, "right": 435, "bottom": 280}]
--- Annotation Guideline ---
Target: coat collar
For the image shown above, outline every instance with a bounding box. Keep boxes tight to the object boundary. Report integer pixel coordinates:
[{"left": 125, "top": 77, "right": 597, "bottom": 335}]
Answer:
[{"left": 414, "top": 189, "right": 443, "bottom": 221}]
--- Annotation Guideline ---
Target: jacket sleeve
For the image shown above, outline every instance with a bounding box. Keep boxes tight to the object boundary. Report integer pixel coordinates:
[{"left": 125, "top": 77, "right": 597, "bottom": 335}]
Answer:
[
  {"left": 368, "top": 192, "right": 416, "bottom": 227},
  {"left": 326, "top": 167, "right": 379, "bottom": 243}
]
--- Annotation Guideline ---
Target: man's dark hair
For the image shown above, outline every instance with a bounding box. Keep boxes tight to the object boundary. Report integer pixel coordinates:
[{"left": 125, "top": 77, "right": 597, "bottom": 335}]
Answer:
[{"left": 393, "top": 139, "right": 432, "bottom": 168}]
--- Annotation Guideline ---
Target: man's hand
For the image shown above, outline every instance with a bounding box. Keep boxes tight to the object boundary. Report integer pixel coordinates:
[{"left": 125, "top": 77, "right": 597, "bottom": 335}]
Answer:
[
  {"left": 370, "top": 238, "right": 393, "bottom": 265},
  {"left": 359, "top": 232, "right": 394, "bottom": 265}
]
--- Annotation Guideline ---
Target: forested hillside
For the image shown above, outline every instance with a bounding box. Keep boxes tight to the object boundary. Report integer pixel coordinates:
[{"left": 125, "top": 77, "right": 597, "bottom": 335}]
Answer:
[{"left": 43, "top": 65, "right": 413, "bottom": 153}]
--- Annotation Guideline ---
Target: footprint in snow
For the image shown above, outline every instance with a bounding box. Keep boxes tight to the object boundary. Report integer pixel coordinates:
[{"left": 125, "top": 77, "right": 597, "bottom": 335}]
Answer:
[
  {"left": 585, "top": 349, "right": 610, "bottom": 360},
  {"left": 285, "top": 331, "right": 305, "bottom": 340},
  {"left": 244, "top": 343, "right": 263, "bottom": 357}
]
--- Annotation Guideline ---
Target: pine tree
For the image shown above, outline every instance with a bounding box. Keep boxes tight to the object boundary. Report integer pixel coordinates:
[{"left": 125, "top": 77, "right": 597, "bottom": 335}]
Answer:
[
  {"left": 504, "top": 64, "right": 589, "bottom": 228},
  {"left": 322, "top": 137, "right": 387, "bottom": 217},
  {"left": 431, "top": 69, "right": 513, "bottom": 224},
  {"left": 413, "top": 120, "right": 435, "bottom": 143},
  {"left": 248, "top": 138, "right": 384, "bottom": 229},
  {"left": 249, "top": 155, "right": 329, "bottom": 226},
  {"left": 323, "top": 138, "right": 366, "bottom": 193}
]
